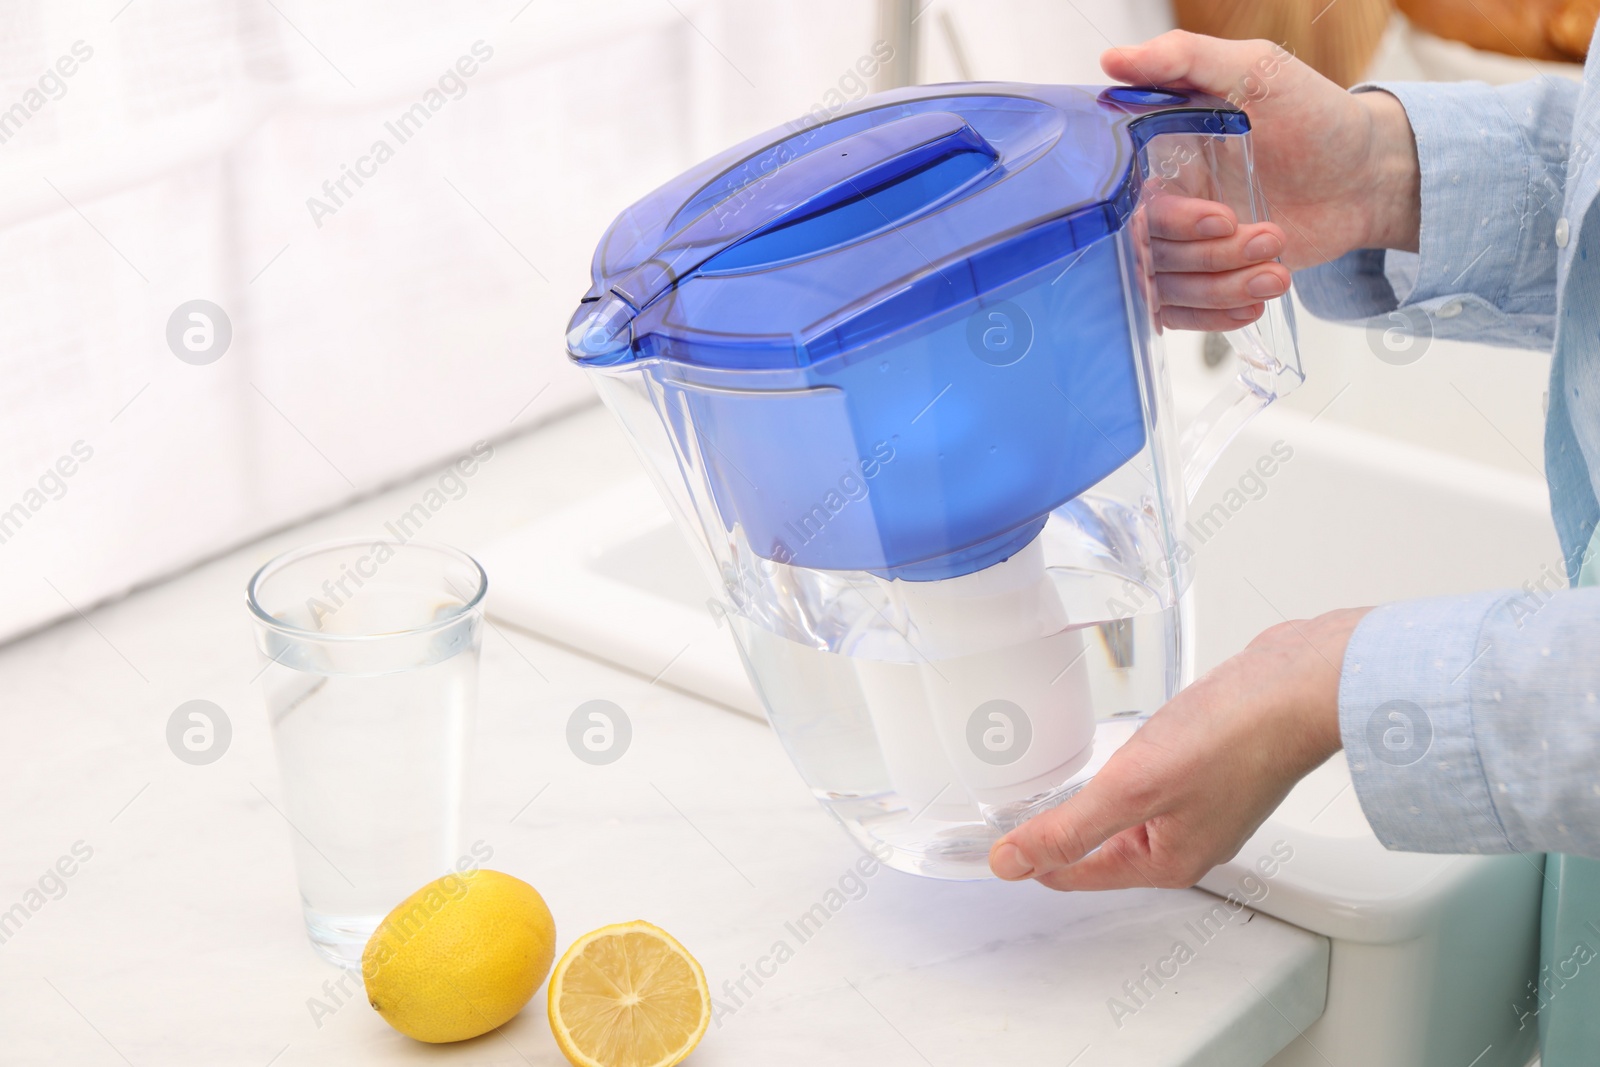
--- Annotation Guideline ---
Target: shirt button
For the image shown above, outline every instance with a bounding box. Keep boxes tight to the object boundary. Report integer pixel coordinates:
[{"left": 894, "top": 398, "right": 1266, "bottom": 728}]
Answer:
[
  {"left": 1556, "top": 216, "right": 1571, "bottom": 247},
  {"left": 1437, "top": 300, "right": 1463, "bottom": 319}
]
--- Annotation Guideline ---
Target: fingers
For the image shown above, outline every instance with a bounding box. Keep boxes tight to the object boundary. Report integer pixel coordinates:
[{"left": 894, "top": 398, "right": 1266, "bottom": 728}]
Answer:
[
  {"left": 989, "top": 777, "right": 1152, "bottom": 881},
  {"left": 1142, "top": 196, "right": 1287, "bottom": 327},
  {"left": 1147, "top": 195, "right": 1239, "bottom": 243},
  {"left": 1158, "top": 262, "right": 1289, "bottom": 312},
  {"left": 1034, "top": 828, "right": 1161, "bottom": 892},
  {"left": 1034, "top": 822, "right": 1224, "bottom": 892},
  {"left": 1159, "top": 304, "right": 1264, "bottom": 332},
  {"left": 1100, "top": 30, "right": 1290, "bottom": 99},
  {"left": 1151, "top": 221, "right": 1285, "bottom": 273}
]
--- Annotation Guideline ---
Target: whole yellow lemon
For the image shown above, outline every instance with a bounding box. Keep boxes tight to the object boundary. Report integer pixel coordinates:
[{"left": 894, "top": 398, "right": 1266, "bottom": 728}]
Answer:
[{"left": 361, "top": 868, "right": 556, "bottom": 1043}]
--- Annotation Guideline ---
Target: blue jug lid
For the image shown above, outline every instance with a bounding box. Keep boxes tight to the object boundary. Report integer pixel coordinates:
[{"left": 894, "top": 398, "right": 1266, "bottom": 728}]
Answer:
[{"left": 567, "top": 83, "right": 1247, "bottom": 369}]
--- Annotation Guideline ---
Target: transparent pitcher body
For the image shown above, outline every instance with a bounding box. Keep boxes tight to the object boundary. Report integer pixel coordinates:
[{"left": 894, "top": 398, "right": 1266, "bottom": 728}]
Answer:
[{"left": 569, "top": 85, "right": 1301, "bottom": 877}]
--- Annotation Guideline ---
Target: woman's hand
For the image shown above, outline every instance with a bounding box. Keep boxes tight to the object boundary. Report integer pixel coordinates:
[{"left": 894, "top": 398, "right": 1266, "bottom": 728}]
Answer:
[
  {"left": 1105, "top": 31, "right": 1420, "bottom": 331},
  {"left": 989, "top": 607, "right": 1371, "bottom": 890}
]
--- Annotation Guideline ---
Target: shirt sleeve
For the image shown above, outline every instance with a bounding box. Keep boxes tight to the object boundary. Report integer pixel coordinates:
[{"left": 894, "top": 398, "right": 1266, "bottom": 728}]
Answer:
[
  {"left": 1292, "top": 77, "right": 1579, "bottom": 352},
  {"left": 1339, "top": 585, "right": 1600, "bottom": 856}
]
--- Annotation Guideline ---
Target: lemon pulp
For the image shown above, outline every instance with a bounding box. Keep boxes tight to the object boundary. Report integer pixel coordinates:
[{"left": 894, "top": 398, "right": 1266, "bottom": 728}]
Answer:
[{"left": 548, "top": 921, "right": 710, "bottom": 1067}]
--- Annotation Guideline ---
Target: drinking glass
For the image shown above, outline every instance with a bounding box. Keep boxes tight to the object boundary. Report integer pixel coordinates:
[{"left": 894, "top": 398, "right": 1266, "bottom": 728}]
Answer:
[{"left": 246, "top": 538, "right": 485, "bottom": 965}]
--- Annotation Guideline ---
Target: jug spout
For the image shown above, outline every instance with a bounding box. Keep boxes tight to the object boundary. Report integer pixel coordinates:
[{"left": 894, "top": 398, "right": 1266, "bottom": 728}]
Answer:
[{"left": 566, "top": 294, "right": 636, "bottom": 365}]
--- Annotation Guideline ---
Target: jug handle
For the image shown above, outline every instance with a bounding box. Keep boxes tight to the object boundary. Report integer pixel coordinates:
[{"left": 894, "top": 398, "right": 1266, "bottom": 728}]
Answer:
[
  {"left": 1177, "top": 297, "right": 1303, "bottom": 502},
  {"left": 1105, "top": 90, "right": 1307, "bottom": 501}
]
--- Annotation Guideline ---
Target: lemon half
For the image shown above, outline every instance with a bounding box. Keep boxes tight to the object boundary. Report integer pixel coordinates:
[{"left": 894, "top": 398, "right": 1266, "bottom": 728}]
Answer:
[{"left": 547, "top": 920, "right": 710, "bottom": 1067}]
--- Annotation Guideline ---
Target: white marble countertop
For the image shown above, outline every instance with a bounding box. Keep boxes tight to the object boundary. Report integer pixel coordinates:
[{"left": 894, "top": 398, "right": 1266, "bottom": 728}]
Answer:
[{"left": 0, "top": 407, "right": 1327, "bottom": 1066}]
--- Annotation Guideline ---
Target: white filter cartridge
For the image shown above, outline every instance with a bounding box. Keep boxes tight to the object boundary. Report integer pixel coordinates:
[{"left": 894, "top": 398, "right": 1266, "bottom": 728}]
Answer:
[
  {"left": 891, "top": 534, "right": 1097, "bottom": 816},
  {"left": 854, "top": 657, "right": 977, "bottom": 821}
]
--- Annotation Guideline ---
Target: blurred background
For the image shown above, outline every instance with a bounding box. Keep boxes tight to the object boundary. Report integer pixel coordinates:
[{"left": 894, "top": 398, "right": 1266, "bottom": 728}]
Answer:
[{"left": 0, "top": 0, "right": 1585, "bottom": 644}]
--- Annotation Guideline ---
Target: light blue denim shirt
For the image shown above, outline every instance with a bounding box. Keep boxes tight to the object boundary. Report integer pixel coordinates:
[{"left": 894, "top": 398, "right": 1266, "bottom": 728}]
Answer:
[{"left": 1293, "top": 59, "right": 1600, "bottom": 856}]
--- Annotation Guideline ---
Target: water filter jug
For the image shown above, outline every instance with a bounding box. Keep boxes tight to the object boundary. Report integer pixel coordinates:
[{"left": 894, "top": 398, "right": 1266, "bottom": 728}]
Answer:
[{"left": 567, "top": 83, "right": 1302, "bottom": 877}]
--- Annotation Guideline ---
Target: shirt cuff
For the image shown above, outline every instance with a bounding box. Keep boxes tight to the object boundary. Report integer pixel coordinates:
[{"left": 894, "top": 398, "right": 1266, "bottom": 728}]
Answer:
[
  {"left": 1291, "top": 80, "right": 1563, "bottom": 350},
  {"left": 1364, "top": 81, "right": 1544, "bottom": 310},
  {"left": 1339, "top": 590, "right": 1517, "bottom": 853},
  {"left": 1292, "top": 249, "right": 1399, "bottom": 321}
]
